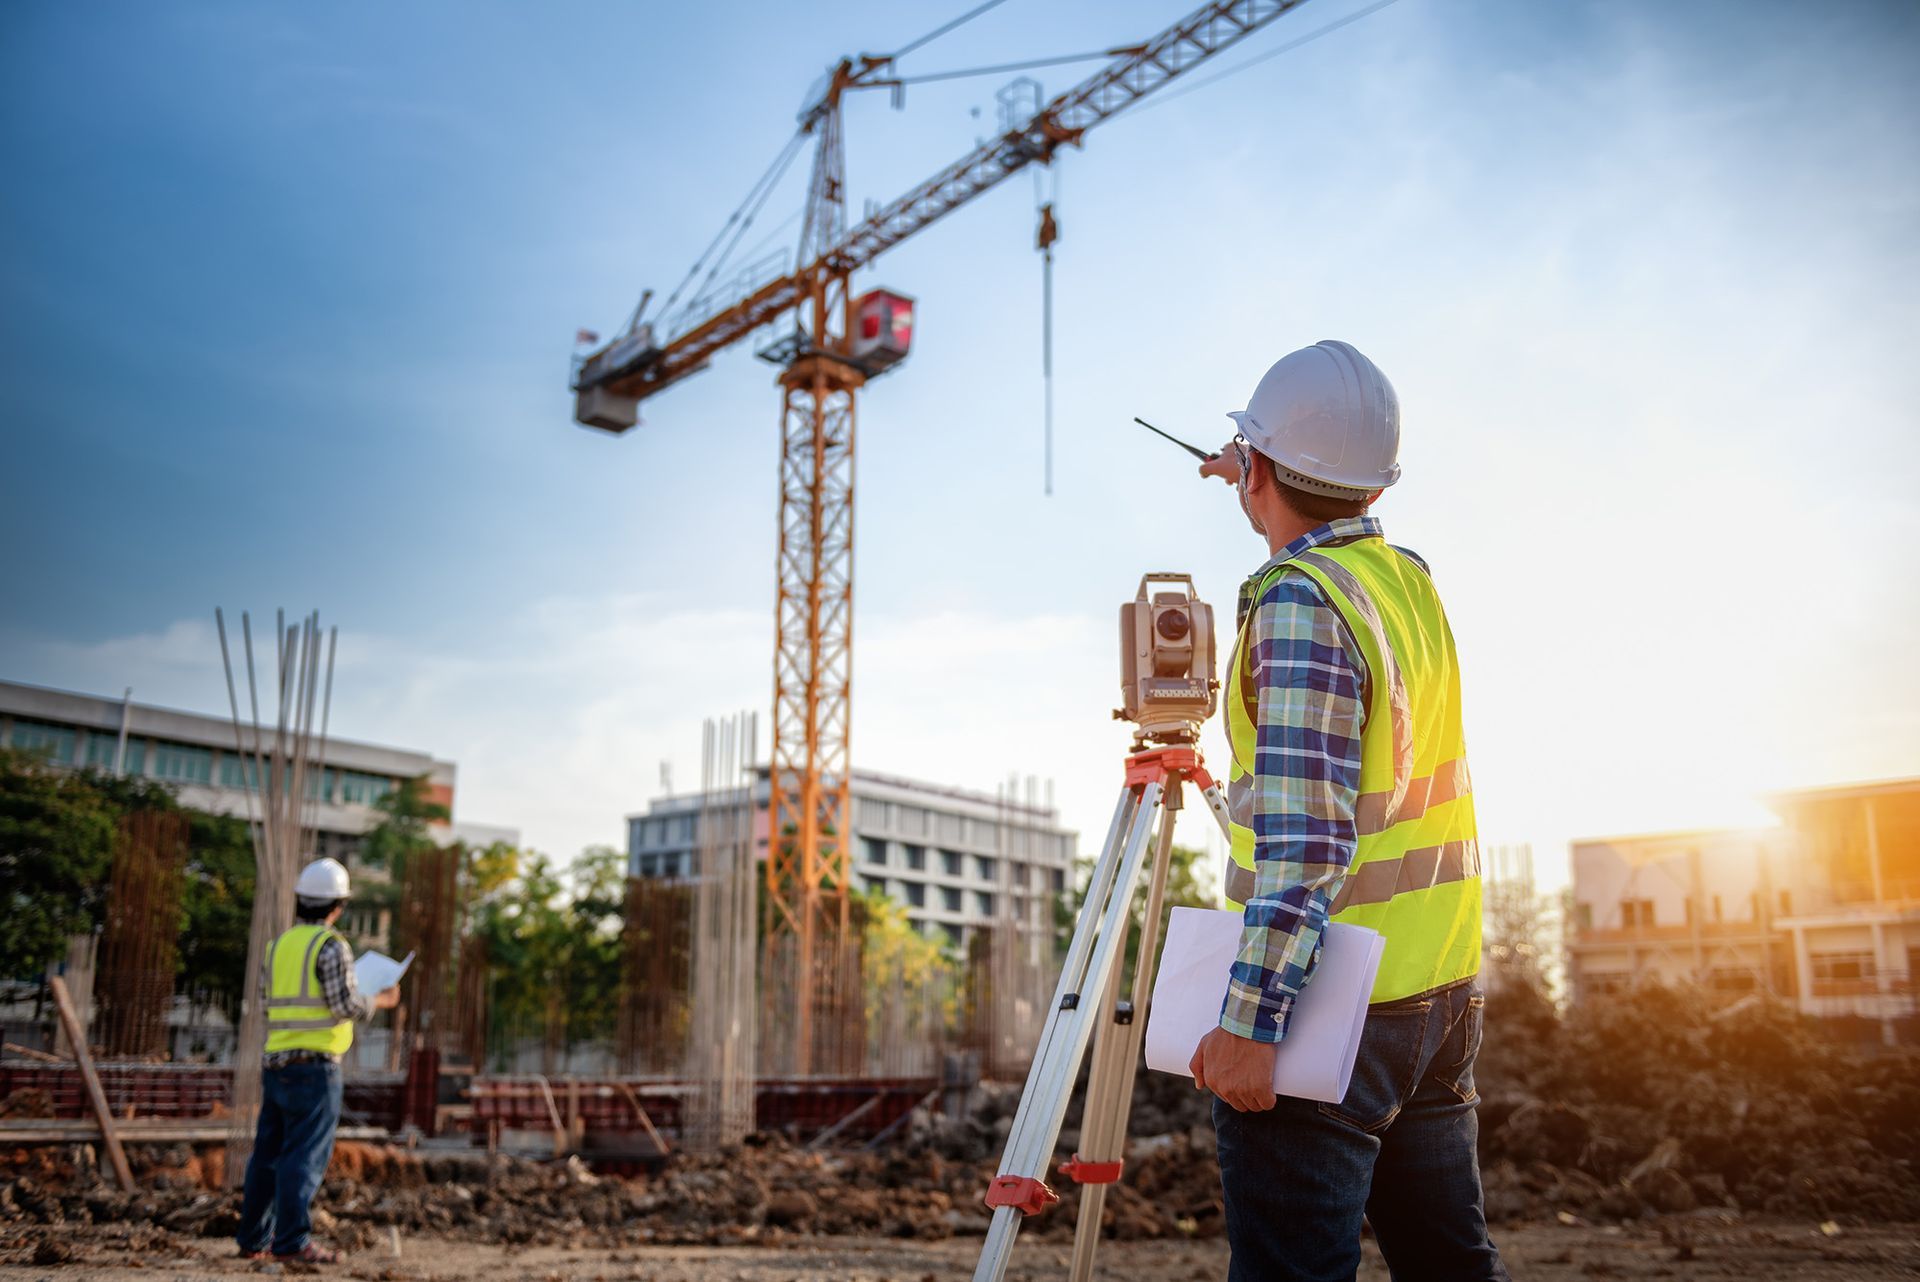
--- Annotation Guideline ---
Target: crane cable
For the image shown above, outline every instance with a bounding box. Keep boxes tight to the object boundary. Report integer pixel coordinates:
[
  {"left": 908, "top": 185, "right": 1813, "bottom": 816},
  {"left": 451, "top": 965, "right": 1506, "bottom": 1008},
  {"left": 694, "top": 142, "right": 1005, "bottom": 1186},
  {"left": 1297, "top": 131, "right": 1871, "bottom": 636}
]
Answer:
[
  {"left": 886, "top": 0, "right": 1015, "bottom": 62},
  {"left": 1125, "top": 0, "right": 1407, "bottom": 119},
  {"left": 637, "top": 128, "right": 809, "bottom": 336}
]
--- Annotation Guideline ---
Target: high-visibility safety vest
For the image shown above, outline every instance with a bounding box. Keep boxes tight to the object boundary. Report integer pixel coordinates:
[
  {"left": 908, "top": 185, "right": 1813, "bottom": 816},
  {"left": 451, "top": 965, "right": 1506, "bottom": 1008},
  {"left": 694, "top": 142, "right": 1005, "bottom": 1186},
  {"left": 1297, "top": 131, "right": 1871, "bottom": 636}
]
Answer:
[
  {"left": 263, "top": 924, "right": 354, "bottom": 1056},
  {"left": 1224, "top": 534, "right": 1481, "bottom": 1004}
]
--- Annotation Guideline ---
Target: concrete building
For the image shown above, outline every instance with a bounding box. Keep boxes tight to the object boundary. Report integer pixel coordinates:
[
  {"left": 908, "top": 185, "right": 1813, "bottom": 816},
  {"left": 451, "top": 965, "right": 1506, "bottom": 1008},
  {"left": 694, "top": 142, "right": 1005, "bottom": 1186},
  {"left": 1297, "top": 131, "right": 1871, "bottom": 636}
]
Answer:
[
  {"left": 0, "top": 679, "right": 514, "bottom": 942},
  {"left": 629, "top": 768, "right": 1075, "bottom": 949},
  {"left": 1567, "top": 827, "right": 1792, "bottom": 1001},
  {"left": 1567, "top": 777, "right": 1919, "bottom": 1043},
  {"left": 1768, "top": 779, "right": 1919, "bottom": 1039}
]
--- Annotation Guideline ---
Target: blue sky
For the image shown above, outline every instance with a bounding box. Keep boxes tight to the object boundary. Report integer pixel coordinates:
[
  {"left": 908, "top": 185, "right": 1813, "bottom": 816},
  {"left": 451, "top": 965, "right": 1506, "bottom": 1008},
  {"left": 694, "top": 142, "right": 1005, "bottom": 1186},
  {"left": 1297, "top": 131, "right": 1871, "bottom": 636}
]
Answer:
[{"left": 4, "top": 0, "right": 1916, "bottom": 885}]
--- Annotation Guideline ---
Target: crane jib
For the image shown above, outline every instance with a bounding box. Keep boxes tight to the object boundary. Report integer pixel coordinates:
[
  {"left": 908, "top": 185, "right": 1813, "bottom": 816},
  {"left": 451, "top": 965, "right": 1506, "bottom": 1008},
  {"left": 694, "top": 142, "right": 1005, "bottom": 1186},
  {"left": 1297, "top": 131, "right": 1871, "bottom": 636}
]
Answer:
[{"left": 574, "top": 0, "right": 1313, "bottom": 417}]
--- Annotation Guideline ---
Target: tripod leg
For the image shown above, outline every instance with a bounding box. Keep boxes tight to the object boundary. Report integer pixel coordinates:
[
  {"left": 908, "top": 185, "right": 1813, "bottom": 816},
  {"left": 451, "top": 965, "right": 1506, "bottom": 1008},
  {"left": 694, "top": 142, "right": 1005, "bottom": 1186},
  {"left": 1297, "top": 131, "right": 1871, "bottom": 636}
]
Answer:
[
  {"left": 1196, "top": 776, "right": 1233, "bottom": 841},
  {"left": 974, "top": 779, "right": 1167, "bottom": 1282},
  {"left": 1066, "top": 782, "right": 1182, "bottom": 1282}
]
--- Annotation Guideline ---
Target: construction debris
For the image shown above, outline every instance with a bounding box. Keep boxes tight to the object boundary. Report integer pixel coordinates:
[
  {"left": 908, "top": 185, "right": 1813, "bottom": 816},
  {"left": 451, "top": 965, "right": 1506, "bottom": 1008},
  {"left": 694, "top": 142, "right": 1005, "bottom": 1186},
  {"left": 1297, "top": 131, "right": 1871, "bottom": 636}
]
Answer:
[
  {"left": 2, "top": 984, "right": 1915, "bottom": 1274},
  {"left": 1474, "top": 983, "right": 1920, "bottom": 1223}
]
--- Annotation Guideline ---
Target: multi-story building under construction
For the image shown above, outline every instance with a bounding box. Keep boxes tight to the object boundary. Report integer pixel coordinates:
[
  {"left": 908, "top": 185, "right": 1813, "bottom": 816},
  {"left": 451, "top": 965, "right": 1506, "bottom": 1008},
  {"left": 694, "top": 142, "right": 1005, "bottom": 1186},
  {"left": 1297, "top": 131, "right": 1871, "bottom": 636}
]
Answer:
[{"left": 1569, "top": 776, "right": 1919, "bottom": 1043}]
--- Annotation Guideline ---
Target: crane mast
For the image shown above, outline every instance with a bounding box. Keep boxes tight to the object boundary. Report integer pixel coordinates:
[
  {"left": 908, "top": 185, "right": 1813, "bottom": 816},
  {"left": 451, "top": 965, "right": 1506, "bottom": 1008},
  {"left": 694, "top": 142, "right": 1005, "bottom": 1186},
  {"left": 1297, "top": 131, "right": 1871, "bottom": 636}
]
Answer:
[{"left": 572, "top": 0, "right": 1314, "bottom": 1076}]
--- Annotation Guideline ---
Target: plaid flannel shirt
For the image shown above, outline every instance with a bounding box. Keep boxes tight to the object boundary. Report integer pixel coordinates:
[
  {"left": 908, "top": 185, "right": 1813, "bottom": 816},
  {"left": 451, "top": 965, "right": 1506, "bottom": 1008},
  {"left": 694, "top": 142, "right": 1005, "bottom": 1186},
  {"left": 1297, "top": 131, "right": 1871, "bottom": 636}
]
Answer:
[
  {"left": 1220, "top": 516, "right": 1426, "bottom": 1043},
  {"left": 262, "top": 932, "right": 374, "bottom": 1068}
]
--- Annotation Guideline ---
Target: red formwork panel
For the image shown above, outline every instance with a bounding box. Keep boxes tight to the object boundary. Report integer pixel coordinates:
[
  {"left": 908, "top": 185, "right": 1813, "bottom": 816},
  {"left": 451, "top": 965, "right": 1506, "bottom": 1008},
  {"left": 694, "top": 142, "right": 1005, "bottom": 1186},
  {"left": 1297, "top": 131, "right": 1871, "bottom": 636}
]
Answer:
[
  {"left": 0, "top": 1061, "right": 407, "bottom": 1131},
  {"left": 0, "top": 1063, "right": 233, "bottom": 1119}
]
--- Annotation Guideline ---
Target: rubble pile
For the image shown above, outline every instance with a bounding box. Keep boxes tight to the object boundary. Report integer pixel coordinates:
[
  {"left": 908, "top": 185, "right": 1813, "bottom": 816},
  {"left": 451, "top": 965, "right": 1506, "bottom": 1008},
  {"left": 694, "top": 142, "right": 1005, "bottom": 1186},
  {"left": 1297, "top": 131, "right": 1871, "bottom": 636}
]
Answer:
[{"left": 1475, "top": 983, "right": 1920, "bottom": 1223}]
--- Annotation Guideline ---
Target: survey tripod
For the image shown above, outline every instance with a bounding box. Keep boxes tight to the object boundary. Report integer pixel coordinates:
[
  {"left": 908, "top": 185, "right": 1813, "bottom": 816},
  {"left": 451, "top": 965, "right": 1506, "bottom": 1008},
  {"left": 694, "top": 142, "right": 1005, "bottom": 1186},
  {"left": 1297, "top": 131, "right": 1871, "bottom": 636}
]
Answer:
[{"left": 972, "top": 733, "right": 1234, "bottom": 1282}]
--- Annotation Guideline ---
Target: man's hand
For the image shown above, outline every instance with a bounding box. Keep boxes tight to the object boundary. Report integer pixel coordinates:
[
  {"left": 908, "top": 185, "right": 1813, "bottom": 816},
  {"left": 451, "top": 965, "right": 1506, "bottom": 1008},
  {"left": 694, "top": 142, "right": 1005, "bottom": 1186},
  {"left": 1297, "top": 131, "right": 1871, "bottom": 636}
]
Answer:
[
  {"left": 374, "top": 986, "right": 401, "bottom": 1011},
  {"left": 1198, "top": 442, "right": 1241, "bottom": 485},
  {"left": 1190, "top": 1026, "right": 1279, "bottom": 1112}
]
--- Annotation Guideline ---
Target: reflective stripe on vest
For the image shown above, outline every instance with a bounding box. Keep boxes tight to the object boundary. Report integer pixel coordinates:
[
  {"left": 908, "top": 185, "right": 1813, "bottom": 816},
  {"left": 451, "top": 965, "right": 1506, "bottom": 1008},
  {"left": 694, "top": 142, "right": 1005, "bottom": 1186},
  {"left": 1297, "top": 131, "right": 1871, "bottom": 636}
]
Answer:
[
  {"left": 263, "top": 924, "right": 354, "bottom": 1055},
  {"left": 1223, "top": 535, "right": 1481, "bottom": 1004}
]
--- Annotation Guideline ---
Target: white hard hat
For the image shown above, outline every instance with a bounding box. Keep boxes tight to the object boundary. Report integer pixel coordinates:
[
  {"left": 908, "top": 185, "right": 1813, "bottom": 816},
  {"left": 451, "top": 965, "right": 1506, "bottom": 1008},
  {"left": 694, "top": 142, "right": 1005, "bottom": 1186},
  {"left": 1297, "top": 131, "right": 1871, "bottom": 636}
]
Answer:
[
  {"left": 295, "top": 857, "right": 351, "bottom": 901},
  {"left": 1227, "top": 340, "right": 1401, "bottom": 495}
]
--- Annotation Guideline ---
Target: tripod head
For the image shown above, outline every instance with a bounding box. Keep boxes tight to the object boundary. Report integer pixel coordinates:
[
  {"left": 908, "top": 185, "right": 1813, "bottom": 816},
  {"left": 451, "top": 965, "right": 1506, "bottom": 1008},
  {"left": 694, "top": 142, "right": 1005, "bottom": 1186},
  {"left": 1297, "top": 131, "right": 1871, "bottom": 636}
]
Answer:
[{"left": 1114, "top": 572, "right": 1219, "bottom": 751}]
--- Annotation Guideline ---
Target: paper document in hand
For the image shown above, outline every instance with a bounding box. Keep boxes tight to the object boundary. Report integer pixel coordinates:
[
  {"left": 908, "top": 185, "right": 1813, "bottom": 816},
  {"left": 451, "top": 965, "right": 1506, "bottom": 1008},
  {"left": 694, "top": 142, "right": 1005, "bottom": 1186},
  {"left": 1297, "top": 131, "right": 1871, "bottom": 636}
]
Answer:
[
  {"left": 354, "top": 950, "right": 414, "bottom": 996},
  {"left": 1144, "top": 908, "right": 1384, "bottom": 1104}
]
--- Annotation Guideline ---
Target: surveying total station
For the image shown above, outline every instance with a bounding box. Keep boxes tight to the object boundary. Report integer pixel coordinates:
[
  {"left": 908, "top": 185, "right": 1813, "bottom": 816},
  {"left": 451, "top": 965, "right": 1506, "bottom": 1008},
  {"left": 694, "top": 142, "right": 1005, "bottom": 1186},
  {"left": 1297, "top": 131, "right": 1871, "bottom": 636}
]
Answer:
[{"left": 972, "top": 573, "right": 1236, "bottom": 1282}]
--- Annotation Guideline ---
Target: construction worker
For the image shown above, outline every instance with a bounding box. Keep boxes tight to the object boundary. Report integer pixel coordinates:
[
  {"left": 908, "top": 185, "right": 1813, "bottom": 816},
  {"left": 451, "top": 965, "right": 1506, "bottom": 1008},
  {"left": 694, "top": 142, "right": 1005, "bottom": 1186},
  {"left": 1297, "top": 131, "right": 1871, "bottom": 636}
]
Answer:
[
  {"left": 1191, "top": 341, "right": 1507, "bottom": 1281},
  {"left": 234, "top": 857, "right": 398, "bottom": 1265}
]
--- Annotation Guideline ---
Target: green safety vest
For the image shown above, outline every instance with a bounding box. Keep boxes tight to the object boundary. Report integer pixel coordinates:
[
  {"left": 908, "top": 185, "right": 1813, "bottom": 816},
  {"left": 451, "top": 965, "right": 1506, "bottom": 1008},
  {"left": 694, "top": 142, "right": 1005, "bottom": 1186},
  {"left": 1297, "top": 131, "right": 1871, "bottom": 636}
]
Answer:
[
  {"left": 1224, "top": 534, "right": 1481, "bottom": 1004},
  {"left": 263, "top": 924, "right": 354, "bottom": 1056}
]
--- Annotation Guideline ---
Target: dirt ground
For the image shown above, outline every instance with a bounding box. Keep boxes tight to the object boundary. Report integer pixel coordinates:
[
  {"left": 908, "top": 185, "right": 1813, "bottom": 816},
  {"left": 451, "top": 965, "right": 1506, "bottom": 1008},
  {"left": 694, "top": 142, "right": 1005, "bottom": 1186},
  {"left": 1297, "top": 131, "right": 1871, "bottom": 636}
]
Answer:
[{"left": 3, "top": 1219, "right": 1917, "bottom": 1281}]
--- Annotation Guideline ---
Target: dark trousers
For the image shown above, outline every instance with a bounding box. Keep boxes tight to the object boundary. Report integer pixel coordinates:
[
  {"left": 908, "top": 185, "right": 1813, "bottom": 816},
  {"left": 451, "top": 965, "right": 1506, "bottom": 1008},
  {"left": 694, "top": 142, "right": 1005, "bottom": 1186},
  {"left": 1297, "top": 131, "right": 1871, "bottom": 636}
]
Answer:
[
  {"left": 1213, "top": 980, "right": 1508, "bottom": 1281},
  {"left": 235, "top": 1058, "right": 342, "bottom": 1257}
]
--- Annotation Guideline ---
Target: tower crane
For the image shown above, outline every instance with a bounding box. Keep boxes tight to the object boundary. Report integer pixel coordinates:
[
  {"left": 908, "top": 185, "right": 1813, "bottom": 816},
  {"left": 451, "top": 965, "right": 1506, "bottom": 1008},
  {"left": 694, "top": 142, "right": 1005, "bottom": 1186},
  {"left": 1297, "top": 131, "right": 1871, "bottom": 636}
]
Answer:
[{"left": 571, "top": 0, "right": 1313, "bottom": 1074}]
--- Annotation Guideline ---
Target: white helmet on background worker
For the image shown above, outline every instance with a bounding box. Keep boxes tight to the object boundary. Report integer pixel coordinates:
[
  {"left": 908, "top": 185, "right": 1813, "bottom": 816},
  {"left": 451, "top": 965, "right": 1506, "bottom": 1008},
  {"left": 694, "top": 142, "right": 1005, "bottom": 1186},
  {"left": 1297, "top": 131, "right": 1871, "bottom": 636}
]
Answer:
[
  {"left": 1227, "top": 340, "right": 1401, "bottom": 496},
  {"left": 295, "top": 857, "right": 351, "bottom": 902}
]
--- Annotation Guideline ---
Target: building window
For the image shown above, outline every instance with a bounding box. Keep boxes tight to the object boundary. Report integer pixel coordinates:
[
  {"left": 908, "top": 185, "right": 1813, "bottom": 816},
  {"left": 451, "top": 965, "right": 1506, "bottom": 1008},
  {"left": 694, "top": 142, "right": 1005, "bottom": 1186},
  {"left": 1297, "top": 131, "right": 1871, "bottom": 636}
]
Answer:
[
  {"left": 976, "top": 891, "right": 995, "bottom": 916},
  {"left": 639, "top": 855, "right": 659, "bottom": 878},
  {"left": 941, "top": 886, "right": 962, "bottom": 913},
  {"left": 151, "top": 742, "right": 213, "bottom": 785},
  {"left": 900, "top": 806, "right": 928, "bottom": 836},
  {"left": 974, "top": 855, "right": 998, "bottom": 883},
  {"left": 1619, "top": 898, "right": 1655, "bottom": 928},
  {"left": 1812, "top": 951, "right": 1873, "bottom": 990},
  {"left": 661, "top": 854, "right": 681, "bottom": 879},
  {"left": 10, "top": 719, "right": 77, "bottom": 764},
  {"left": 1778, "top": 889, "right": 1793, "bottom": 915},
  {"left": 1573, "top": 902, "right": 1594, "bottom": 931},
  {"left": 940, "top": 848, "right": 963, "bottom": 877},
  {"left": 936, "top": 812, "right": 962, "bottom": 842},
  {"left": 676, "top": 814, "right": 696, "bottom": 841},
  {"left": 864, "top": 837, "right": 889, "bottom": 866},
  {"left": 1586, "top": 972, "right": 1632, "bottom": 995},
  {"left": 903, "top": 844, "right": 927, "bottom": 872},
  {"left": 339, "top": 771, "right": 394, "bottom": 805},
  {"left": 86, "top": 734, "right": 147, "bottom": 775},
  {"left": 1708, "top": 967, "right": 1757, "bottom": 992},
  {"left": 1051, "top": 868, "right": 1066, "bottom": 894},
  {"left": 863, "top": 876, "right": 887, "bottom": 897},
  {"left": 221, "top": 755, "right": 262, "bottom": 791},
  {"left": 941, "top": 923, "right": 963, "bottom": 950},
  {"left": 905, "top": 882, "right": 926, "bottom": 908}
]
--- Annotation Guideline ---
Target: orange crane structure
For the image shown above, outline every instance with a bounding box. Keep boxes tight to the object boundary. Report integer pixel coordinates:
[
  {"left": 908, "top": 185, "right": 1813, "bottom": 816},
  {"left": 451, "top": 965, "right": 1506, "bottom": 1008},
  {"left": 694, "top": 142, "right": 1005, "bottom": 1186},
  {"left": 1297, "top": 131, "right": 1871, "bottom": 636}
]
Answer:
[{"left": 572, "top": 0, "right": 1311, "bottom": 1074}]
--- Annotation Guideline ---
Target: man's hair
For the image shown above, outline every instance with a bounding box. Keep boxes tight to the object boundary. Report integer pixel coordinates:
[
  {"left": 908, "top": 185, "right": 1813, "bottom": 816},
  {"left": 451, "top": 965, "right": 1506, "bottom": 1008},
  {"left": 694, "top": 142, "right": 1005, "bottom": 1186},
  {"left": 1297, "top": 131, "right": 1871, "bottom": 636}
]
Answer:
[
  {"left": 1269, "top": 459, "right": 1372, "bottom": 523},
  {"left": 294, "top": 895, "right": 344, "bottom": 923}
]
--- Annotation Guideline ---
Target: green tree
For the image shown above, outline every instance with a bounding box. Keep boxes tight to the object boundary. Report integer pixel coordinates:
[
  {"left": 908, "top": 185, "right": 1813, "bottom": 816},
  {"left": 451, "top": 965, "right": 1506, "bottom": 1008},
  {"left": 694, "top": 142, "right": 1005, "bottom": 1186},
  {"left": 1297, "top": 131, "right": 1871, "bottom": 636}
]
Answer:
[
  {"left": 175, "top": 810, "right": 256, "bottom": 1018},
  {"left": 0, "top": 749, "right": 121, "bottom": 978},
  {"left": 359, "top": 775, "right": 448, "bottom": 876},
  {"left": 1058, "top": 842, "right": 1217, "bottom": 985}
]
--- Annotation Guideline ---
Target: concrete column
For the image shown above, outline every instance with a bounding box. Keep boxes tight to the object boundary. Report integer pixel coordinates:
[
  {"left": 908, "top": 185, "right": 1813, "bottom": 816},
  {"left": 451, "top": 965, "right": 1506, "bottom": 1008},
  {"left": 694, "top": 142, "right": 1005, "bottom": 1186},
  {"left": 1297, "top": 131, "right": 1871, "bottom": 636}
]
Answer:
[
  {"left": 1864, "top": 798, "right": 1886, "bottom": 902},
  {"left": 1872, "top": 919, "right": 1895, "bottom": 1047},
  {"left": 1791, "top": 926, "right": 1813, "bottom": 1015}
]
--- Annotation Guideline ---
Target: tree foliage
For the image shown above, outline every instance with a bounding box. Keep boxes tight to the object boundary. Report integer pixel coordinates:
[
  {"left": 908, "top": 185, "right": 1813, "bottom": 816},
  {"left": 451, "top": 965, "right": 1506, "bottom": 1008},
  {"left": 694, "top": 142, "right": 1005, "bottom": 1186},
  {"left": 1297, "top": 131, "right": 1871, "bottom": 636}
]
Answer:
[{"left": 0, "top": 749, "right": 121, "bottom": 978}]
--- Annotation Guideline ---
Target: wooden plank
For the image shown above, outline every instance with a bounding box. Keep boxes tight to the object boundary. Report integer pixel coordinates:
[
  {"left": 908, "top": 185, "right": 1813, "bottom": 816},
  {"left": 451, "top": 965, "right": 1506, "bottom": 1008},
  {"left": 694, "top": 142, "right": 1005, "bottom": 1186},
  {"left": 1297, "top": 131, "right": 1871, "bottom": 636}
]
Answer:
[
  {"left": 47, "top": 977, "right": 134, "bottom": 1192},
  {"left": 613, "top": 1081, "right": 671, "bottom": 1157}
]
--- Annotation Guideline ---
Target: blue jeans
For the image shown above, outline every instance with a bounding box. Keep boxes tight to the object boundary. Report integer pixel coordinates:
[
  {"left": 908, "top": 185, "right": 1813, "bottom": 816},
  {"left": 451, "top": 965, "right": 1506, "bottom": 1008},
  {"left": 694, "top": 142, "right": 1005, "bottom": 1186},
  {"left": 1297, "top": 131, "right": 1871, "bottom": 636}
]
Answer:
[
  {"left": 1213, "top": 980, "right": 1508, "bottom": 1281},
  {"left": 235, "top": 1059, "right": 342, "bottom": 1257}
]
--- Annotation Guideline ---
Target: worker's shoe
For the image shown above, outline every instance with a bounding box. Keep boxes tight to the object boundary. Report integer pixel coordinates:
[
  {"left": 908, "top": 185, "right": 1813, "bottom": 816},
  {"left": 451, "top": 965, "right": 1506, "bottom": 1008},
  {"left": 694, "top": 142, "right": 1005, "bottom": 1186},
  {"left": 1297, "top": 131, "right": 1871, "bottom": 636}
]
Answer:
[
  {"left": 272, "top": 1243, "right": 341, "bottom": 1264},
  {"left": 238, "top": 1247, "right": 270, "bottom": 1260}
]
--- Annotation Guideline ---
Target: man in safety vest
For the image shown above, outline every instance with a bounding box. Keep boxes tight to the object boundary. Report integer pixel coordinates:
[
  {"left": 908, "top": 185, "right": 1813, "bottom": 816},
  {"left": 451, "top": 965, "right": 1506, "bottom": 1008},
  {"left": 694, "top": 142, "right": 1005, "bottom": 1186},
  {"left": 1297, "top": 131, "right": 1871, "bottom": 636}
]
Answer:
[
  {"left": 1191, "top": 341, "right": 1508, "bottom": 1281},
  {"left": 235, "top": 857, "right": 398, "bottom": 1265}
]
